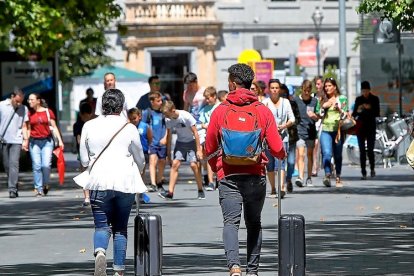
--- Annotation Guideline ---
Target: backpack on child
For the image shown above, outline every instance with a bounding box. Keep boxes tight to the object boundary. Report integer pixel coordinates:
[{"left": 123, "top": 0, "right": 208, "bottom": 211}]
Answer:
[{"left": 220, "top": 102, "right": 264, "bottom": 165}]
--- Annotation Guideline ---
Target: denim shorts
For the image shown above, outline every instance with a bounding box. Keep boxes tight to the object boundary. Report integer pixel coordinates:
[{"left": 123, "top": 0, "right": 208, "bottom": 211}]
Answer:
[
  {"left": 296, "top": 138, "right": 315, "bottom": 149},
  {"left": 149, "top": 145, "right": 167, "bottom": 159}
]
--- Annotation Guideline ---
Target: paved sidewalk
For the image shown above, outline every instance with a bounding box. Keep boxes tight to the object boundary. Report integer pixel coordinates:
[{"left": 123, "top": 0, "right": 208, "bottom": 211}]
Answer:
[{"left": 0, "top": 153, "right": 414, "bottom": 275}]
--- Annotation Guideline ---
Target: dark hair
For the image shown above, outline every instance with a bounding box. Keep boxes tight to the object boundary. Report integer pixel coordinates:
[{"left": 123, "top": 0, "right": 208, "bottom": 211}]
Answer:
[
  {"left": 86, "top": 88, "right": 94, "bottom": 95},
  {"left": 361, "top": 80, "right": 371, "bottom": 90},
  {"left": 324, "top": 77, "right": 340, "bottom": 95},
  {"left": 148, "top": 75, "right": 159, "bottom": 84},
  {"left": 183, "top": 72, "right": 198, "bottom": 84},
  {"left": 29, "top": 93, "right": 48, "bottom": 108},
  {"left": 101, "top": 89, "right": 125, "bottom": 115},
  {"left": 217, "top": 90, "right": 228, "bottom": 100},
  {"left": 12, "top": 89, "right": 25, "bottom": 98},
  {"left": 104, "top": 72, "right": 115, "bottom": 79},
  {"left": 228, "top": 63, "right": 255, "bottom": 88},
  {"left": 256, "top": 80, "right": 266, "bottom": 91},
  {"left": 268, "top": 78, "right": 281, "bottom": 87},
  {"left": 79, "top": 102, "right": 93, "bottom": 114}
]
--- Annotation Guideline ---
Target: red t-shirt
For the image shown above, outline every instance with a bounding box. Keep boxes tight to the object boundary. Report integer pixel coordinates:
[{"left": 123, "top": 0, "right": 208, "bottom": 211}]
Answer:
[{"left": 29, "top": 109, "right": 56, "bottom": 139}]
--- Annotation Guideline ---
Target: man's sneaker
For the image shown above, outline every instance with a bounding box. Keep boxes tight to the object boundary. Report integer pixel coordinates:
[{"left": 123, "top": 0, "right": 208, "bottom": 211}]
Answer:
[
  {"left": 370, "top": 170, "right": 376, "bottom": 177},
  {"left": 146, "top": 184, "right": 157, "bottom": 193},
  {"left": 295, "top": 178, "right": 303, "bottom": 187},
  {"left": 197, "top": 190, "right": 206, "bottom": 200},
  {"left": 323, "top": 175, "right": 331, "bottom": 187},
  {"left": 94, "top": 250, "right": 107, "bottom": 276},
  {"left": 205, "top": 182, "right": 215, "bottom": 191},
  {"left": 229, "top": 264, "right": 242, "bottom": 276},
  {"left": 9, "top": 191, "right": 17, "bottom": 198},
  {"left": 156, "top": 183, "right": 166, "bottom": 193},
  {"left": 158, "top": 190, "right": 173, "bottom": 200}
]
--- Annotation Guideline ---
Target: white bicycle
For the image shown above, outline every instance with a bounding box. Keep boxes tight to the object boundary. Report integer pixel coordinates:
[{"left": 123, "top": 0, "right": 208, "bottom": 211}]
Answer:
[{"left": 345, "top": 116, "right": 410, "bottom": 168}]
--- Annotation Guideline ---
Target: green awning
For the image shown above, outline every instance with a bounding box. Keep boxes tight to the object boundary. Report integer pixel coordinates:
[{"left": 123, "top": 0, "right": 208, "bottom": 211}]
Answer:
[{"left": 88, "top": 65, "right": 148, "bottom": 80}]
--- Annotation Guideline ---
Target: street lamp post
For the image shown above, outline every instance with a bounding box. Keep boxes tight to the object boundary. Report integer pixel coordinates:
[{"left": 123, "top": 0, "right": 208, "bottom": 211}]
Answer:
[{"left": 312, "top": 7, "right": 324, "bottom": 77}]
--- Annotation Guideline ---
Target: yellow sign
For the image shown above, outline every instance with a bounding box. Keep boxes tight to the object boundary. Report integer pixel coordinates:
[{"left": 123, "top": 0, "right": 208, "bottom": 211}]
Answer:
[{"left": 237, "top": 49, "right": 262, "bottom": 64}]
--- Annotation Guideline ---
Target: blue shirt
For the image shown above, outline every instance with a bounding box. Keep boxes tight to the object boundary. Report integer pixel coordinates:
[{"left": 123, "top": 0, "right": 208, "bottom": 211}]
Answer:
[{"left": 142, "top": 108, "right": 166, "bottom": 146}]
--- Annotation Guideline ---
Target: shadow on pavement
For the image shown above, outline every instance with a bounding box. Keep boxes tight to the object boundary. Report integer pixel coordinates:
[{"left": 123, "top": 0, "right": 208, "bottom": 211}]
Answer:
[{"left": 0, "top": 262, "right": 94, "bottom": 275}]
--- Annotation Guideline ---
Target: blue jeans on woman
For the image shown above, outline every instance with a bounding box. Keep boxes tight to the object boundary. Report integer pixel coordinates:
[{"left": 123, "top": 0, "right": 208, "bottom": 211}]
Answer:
[
  {"left": 319, "top": 130, "right": 344, "bottom": 176},
  {"left": 29, "top": 138, "right": 54, "bottom": 193},
  {"left": 286, "top": 143, "right": 296, "bottom": 182},
  {"left": 218, "top": 175, "right": 266, "bottom": 275},
  {"left": 90, "top": 190, "right": 135, "bottom": 271}
]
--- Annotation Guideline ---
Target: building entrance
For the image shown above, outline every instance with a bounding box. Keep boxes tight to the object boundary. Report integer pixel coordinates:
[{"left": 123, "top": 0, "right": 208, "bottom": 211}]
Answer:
[{"left": 151, "top": 53, "right": 189, "bottom": 109}]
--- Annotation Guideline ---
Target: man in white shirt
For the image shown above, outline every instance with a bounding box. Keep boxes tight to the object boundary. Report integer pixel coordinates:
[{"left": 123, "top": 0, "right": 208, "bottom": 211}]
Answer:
[
  {"left": 95, "top": 72, "right": 130, "bottom": 119},
  {"left": 0, "top": 90, "right": 29, "bottom": 198}
]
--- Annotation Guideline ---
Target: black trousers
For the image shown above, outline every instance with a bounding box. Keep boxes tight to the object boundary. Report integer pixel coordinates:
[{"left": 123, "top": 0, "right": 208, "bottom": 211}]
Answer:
[{"left": 357, "top": 131, "right": 376, "bottom": 175}]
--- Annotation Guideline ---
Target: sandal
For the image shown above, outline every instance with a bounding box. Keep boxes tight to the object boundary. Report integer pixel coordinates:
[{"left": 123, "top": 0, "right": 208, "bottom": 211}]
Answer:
[{"left": 336, "top": 177, "right": 343, "bottom": 188}]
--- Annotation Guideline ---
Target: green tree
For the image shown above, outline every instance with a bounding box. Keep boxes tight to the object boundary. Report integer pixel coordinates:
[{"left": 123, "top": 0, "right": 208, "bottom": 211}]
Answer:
[
  {"left": 357, "top": 0, "right": 414, "bottom": 32},
  {"left": 0, "top": 0, "right": 122, "bottom": 82}
]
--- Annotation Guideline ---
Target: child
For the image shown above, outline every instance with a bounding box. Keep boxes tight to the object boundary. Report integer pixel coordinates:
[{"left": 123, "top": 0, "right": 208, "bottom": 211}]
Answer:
[
  {"left": 217, "top": 90, "right": 229, "bottom": 102},
  {"left": 143, "top": 91, "right": 168, "bottom": 193},
  {"left": 158, "top": 100, "right": 204, "bottom": 200},
  {"left": 198, "top": 86, "right": 220, "bottom": 191},
  {"left": 73, "top": 102, "right": 94, "bottom": 206},
  {"left": 128, "top": 107, "right": 152, "bottom": 203},
  {"left": 128, "top": 107, "right": 152, "bottom": 181}
]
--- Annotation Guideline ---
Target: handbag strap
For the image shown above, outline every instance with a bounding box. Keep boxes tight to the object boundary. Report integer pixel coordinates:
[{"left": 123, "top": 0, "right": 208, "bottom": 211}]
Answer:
[{"left": 89, "top": 122, "right": 129, "bottom": 172}]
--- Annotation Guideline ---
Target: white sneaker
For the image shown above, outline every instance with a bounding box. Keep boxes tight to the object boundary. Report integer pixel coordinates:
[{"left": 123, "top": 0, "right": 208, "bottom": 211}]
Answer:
[{"left": 94, "top": 251, "right": 107, "bottom": 276}]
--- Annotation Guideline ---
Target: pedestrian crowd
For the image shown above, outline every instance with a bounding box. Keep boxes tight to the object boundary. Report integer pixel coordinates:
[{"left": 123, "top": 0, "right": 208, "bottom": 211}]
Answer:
[{"left": 1, "top": 63, "right": 380, "bottom": 276}]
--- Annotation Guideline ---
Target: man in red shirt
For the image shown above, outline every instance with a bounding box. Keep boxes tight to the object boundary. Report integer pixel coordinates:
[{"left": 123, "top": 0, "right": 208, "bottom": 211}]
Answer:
[{"left": 205, "top": 63, "right": 286, "bottom": 276}]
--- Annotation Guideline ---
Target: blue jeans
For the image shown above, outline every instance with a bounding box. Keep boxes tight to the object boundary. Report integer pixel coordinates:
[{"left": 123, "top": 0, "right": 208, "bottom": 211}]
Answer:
[
  {"left": 218, "top": 175, "right": 266, "bottom": 275},
  {"left": 90, "top": 190, "right": 135, "bottom": 271},
  {"left": 286, "top": 143, "right": 296, "bottom": 182},
  {"left": 265, "top": 142, "right": 288, "bottom": 172},
  {"left": 319, "top": 130, "right": 344, "bottom": 176},
  {"left": 29, "top": 138, "right": 53, "bottom": 192},
  {"left": 2, "top": 144, "right": 22, "bottom": 193}
]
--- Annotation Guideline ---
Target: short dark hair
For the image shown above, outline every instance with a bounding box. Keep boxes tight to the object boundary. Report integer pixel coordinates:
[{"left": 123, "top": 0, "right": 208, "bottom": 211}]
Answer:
[
  {"left": 102, "top": 89, "right": 125, "bottom": 115},
  {"left": 228, "top": 63, "right": 255, "bottom": 88},
  {"left": 361, "top": 81, "right": 371, "bottom": 90},
  {"left": 148, "top": 75, "right": 159, "bottom": 84},
  {"left": 86, "top": 88, "right": 94, "bottom": 95},
  {"left": 79, "top": 102, "right": 93, "bottom": 114},
  {"left": 183, "top": 72, "right": 198, "bottom": 84}
]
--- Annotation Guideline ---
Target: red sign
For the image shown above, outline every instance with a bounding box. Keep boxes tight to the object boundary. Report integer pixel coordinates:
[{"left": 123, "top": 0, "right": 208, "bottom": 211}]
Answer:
[{"left": 297, "top": 38, "right": 317, "bottom": 67}]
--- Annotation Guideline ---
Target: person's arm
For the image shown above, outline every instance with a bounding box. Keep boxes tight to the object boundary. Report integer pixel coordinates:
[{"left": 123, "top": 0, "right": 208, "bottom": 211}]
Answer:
[
  {"left": 263, "top": 108, "right": 286, "bottom": 159},
  {"left": 191, "top": 125, "right": 203, "bottom": 160},
  {"left": 130, "top": 125, "right": 146, "bottom": 173},
  {"left": 146, "top": 125, "right": 153, "bottom": 145},
  {"left": 373, "top": 96, "right": 380, "bottom": 118},
  {"left": 205, "top": 107, "right": 220, "bottom": 172},
  {"left": 79, "top": 123, "right": 89, "bottom": 168},
  {"left": 22, "top": 121, "right": 30, "bottom": 151},
  {"left": 50, "top": 119, "right": 64, "bottom": 150},
  {"left": 166, "top": 128, "right": 172, "bottom": 165}
]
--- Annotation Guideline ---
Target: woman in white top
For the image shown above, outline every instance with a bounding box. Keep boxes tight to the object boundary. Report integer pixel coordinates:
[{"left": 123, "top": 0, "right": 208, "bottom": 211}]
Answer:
[
  {"left": 263, "top": 79, "right": 295, "bottom": 198},
  {"left": 76, "top": 89, "right": 146, "bottom": 276}
]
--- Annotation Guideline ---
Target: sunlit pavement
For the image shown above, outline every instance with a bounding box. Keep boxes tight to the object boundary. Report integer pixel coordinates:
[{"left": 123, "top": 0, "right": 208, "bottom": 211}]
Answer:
[{"left": 0, "top": 153, "right": 414, "bottom": 275}]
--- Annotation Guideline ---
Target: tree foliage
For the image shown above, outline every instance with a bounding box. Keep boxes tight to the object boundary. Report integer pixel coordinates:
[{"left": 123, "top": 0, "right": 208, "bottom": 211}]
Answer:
[
  {"left": 0, "top": 0, "right": 122, "bottom": 82},
  {"left": 357, "top": 0, "right": 414, "bottom": 32}
]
